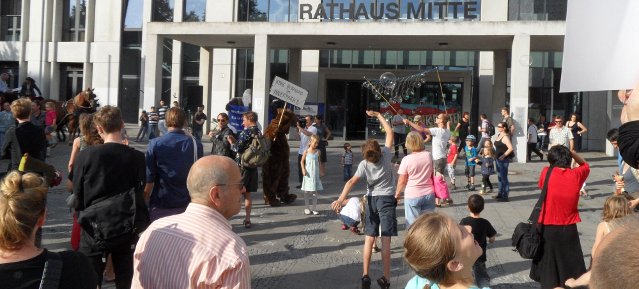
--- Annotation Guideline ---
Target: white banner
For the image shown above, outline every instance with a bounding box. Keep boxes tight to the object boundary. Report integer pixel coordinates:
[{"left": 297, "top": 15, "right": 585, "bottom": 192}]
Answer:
[
  {"left": 293, "top": 105, "right": 318, "bottom": 116},
  {"left": 269, "top": 76, "right": 308, "bottom": 108},
  {"left": 560, "top": 0, "right": 639, "bottom": 92}
]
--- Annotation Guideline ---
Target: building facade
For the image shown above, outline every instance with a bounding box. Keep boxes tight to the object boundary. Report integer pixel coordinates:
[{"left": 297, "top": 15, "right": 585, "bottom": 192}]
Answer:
[{"left": 0, "top": 0, "right": 620, "bottom": 161}]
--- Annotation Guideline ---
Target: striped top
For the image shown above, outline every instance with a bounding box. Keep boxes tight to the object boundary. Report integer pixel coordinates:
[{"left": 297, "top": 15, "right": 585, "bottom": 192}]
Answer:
[
  {"left": 132, "top": 203, "right": 251, "bottom": 289},
  {"left": 158, "top": 105, "right": 168, "bottom": 120}
]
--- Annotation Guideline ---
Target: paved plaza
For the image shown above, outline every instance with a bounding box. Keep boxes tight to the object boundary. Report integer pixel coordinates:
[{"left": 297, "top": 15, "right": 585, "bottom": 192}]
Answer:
[{"left": 27, "top": 125, "right": 619, "bottom": 289}]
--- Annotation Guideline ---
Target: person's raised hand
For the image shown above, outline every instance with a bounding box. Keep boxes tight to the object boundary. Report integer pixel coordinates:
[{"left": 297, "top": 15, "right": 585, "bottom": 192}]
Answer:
[{"left": 365, "top": 110, "right": 378, "bottom": 117}]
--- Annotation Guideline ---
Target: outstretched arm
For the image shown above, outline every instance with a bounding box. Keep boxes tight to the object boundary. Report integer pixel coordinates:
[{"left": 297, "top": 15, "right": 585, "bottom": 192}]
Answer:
[
  {"left": 367, "top": 110, "right": 393, "bottom": 148},
  {"left": 331, "top": 176, "right": 360, "bottom": 212}
]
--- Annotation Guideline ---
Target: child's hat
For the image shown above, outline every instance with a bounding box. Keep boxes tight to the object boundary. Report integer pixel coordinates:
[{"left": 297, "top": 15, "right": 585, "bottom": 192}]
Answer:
[{"left": 465, "top": 135, "right": 476, "bottom": 142}]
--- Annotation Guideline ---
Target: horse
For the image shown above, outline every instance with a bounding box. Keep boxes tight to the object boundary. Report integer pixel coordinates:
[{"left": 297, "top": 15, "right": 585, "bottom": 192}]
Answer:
[{"left": 56, "top": 89, "right": 98, "bottom": 144}]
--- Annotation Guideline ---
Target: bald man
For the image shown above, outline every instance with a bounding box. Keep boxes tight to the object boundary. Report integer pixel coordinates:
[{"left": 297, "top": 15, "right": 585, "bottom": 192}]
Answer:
[
  {"left": 589, "top": 215, "right": 639, "bottom": 289},
  {"left": 132, "top": 156, "right": 251, "bottom": 289}
]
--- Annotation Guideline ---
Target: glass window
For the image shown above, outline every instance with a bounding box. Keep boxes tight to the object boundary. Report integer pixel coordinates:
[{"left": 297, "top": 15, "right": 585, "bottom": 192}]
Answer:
[
  {"left": 250, "top": 0, "right": 268, "bottom": 21},
  {"left": 1, "top": 0, "right": 21, "bottom": 41},
  {"left": 182, "top": 43, "right": 200, "bottom": 78},
  {"left": 184, "top": 0, "right": 206, "bottom": 22},
  {"left": 62, "top": 0, "right": 86, "bottom": 41},
  {"left": 162, "top": 39, "right": 173, "bottom": 77},
  {"left": 124, "top": 0, "right": 143, "bottom": 28},
  {"left": 352, "top": 50, "right": 375, "bottom": 69},
  {"left": 152, "top": 0, "right": 174, "bottom": 22},
  {"left": 508, "top": 0, "right": 566, "bottom": 21},
  {"left": 330, "top": 50, "right": 352, "bottom": 68},
  {"left": 269, "top": 0, "right": 289, "bottom": 22}
]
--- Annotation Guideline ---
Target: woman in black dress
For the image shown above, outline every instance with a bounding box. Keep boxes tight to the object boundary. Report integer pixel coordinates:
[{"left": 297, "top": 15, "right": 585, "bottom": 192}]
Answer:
[{"left": 567, "top": 113, "right": 588, "bottom": 151}]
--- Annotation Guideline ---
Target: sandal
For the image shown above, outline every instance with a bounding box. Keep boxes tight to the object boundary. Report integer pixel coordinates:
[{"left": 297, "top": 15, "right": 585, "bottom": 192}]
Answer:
[{"left": 243, "top": 220, "right": 252, "bottom": 228}]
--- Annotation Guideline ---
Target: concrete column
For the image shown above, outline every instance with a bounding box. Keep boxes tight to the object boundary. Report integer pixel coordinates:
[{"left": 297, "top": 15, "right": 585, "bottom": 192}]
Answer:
[
  {"left": 289, "top": 49, "right": 302, "bottom": 85},
  {"left": 510, "top": 34, "right": 531, "bottom": 163},
  {"left": 18, "top": 0, "right": 30, "bottom": 82},
  {"left": 211, "top": 49, "right": 233, "bottom": 119},
  {"left": 199, "top": 47, "right": 212, "bottom": 131},
  {"left": 90, "top": 0, "right": 123, "bottom": 106},
  {"left": 252, "top": 34, "right": 271, "bottom": 127},
  {"left": 26, "top": 0, "right": 53, "bottom": 94},
  {"left": 301, "top": 50, "right": 320, "bottom": 104},
  {"left": 48, "top": 0, "right": 61, "bottom": 99},
  {"left": 83, "top": 0, "right": 96, "bottom": 89},
  {"left": 478, "top": 51, "right": 494, "bottom": 117},
  {"left": 170, "top": 41, "right": 182, "bottom": 103},
  {"left": 142, "top": 34, "right": 163, "bottom": 110},
  {"left": 606, "top": 90, "right": 622, "bottom": 156},
  {"left": 492, "top": 50, "right": 507, "bottom": 123}
]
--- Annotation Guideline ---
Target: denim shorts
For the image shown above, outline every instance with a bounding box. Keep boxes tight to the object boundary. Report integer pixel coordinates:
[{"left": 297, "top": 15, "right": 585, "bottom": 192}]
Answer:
[
  {"left": 404, "top": 193, "right": 436, "bottom": 227},
  {"left": 364, "top": 195, "right": 398, "bottom": 237},
  {"left": 465, "top": 165, "right": 476, "bottom": 177},
  {"left": 339, "top": 214, "right": 359, "bottom": 228}
]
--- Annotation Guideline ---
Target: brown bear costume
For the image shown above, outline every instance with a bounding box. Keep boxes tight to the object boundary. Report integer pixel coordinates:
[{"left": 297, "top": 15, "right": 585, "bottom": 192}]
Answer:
[{"left": 262, "top": 108, "right": 297, "bottom": 206}]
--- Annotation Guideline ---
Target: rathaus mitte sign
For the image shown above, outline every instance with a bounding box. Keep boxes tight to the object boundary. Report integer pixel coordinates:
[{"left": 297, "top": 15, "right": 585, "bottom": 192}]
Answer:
[{"left": 300, "top": 1, "right": 480, "bottom": 21}]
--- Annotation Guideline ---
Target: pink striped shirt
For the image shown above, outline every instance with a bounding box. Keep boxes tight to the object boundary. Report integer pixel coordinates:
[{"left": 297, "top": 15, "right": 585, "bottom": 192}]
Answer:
[{"left": 132, "top": 203, "right": 251, "bottom": 289}]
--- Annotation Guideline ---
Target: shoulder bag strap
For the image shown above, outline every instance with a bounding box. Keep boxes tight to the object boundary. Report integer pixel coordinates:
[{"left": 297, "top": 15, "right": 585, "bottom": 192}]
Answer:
[
  {"left": 528, "top": 166, "right": 554, "bottom": 225},
  {"left": 191, "top": 136, "right": 197, "bottom": 163},
  {"left": 39, "top": 251, "right": 63, "bottom": 289}
]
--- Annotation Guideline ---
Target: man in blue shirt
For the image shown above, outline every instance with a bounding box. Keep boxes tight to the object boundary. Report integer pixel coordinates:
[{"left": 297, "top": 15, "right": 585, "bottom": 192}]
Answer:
[{"left": 144, "top": 107, "right": 203, "bottom": 221}]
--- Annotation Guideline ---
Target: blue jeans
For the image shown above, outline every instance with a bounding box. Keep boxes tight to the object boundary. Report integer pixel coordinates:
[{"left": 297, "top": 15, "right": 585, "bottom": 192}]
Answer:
[
  {"left": 473, "top": 261, "right": 490, "bottom": 288},
  {"left": 343, "top": 164, "right": 352, "bottom": 181},
  {"left": 339, "top": 214, "right": 359, "bottom": 228},
  {"left": 495, "top": 158, "right": 510, "bottom": 198},
  {"left": 149, "top": 124, "right": 158, "bottom": 140},
  {"left": 404, "top": 193, "right": 436, "bottom": 228}
]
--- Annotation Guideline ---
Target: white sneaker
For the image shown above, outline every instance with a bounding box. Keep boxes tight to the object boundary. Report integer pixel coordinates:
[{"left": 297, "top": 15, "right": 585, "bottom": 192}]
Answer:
[
  {"left": 304, "top": 209, "right": 311, "bottom": 215},
  {"left": 312, "top": 211, "right": 320, "bottom": 215}
]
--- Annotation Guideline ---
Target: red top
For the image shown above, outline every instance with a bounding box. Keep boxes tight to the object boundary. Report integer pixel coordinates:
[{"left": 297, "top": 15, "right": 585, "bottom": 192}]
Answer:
[
  {"left": 537, "top": 163, "right": 589, "bottom": 225},
  {"left": 446, "top": 144, "right": 458, "bottom": 163},
  {"left": 45, "top": 110, "right": 57, "bottom": 126}
]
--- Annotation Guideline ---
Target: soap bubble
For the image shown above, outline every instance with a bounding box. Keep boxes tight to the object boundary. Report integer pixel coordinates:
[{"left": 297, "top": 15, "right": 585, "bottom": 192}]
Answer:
[{"left": 379, "top": 72, "right": 397, "bottom": 89}]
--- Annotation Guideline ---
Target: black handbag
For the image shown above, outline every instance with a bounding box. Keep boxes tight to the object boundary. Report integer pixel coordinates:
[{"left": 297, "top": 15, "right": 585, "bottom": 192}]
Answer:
[{"left": 511, "top": 166, "right": 553, "bottom": 259}]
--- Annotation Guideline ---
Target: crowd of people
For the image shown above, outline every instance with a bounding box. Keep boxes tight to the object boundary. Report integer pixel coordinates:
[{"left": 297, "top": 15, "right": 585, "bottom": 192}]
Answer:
[{"left": 0, "top": 83, "right": 638, "bottom": 289}]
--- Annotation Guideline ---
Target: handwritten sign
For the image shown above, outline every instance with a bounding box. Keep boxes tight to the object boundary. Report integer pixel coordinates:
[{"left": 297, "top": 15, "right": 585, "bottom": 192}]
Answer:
[
  {"left": 269, "top": 76, "right": 308, "bottom": 108},
  {"left": 293, "top": 105, "right": 318, "bottom": 116}
]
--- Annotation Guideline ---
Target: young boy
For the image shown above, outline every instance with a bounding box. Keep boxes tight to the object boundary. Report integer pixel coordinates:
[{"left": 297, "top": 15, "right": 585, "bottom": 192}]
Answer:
[
  {"left": 446, "top": 136, "right": 458, "bottom": 190},
  {"left": 460, "top": 194, "right": 497, "bottom": 288},
  {"left": 464, "top": 135, "right": 478, "bottom": 191},
  {"left": 341, "top": 142, "right": 353, "bottom": 182}
]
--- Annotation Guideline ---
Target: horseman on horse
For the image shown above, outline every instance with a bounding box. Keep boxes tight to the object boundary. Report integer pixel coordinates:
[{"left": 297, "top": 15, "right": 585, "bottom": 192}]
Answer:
[{"left": 57, "top": 88, "right": 99, "bottom": 144}]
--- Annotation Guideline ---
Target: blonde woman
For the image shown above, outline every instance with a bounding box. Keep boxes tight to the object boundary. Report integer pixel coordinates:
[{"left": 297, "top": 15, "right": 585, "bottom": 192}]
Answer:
[
  {"left": 395, "top": 131, "right": 436, "bottom": 227},
  {"left": 403, "top": 212, "right": 484, "bottom": 289},
  {"left": 0, "top": 171, "right": 98, "bottom": 288}
]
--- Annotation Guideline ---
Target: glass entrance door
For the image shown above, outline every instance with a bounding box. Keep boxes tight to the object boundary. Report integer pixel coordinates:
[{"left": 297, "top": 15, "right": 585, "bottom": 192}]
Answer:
[{"left": 326, "top": 79, "right": 369, "bottom": 140}]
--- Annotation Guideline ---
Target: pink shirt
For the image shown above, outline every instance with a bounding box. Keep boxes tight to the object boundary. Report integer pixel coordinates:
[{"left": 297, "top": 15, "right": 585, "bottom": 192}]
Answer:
[
  {"left": 45, "top": 110, "right": 56, "bottom": 126},
  {"left": 132, "top": 203, "right": 251, "bottom": 289},
  {"left": 397, "top": 151, "right": 434, "bottom": 199}
]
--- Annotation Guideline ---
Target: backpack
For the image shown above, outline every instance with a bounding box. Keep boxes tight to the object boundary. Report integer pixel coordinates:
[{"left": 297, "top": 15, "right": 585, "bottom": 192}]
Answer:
[
  {"left": 486, "top": 122, "right": 495, "bottom": 137},
  {"left": 210, "top": 127, "right": 236, "bottom": 159},
  {"left": 241, "top": 133, "right": 271, "bottom": 168},
  {"left": 78, "top": 186, "right": 149, "bottom": 251}
]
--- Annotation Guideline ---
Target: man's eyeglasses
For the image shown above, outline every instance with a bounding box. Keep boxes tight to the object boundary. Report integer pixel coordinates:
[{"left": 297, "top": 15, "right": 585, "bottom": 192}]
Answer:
[
  {"left": 555, "top": 120, "right": 563, "bottom": 123},
  {"left": 214, "top": 182, "right": 244, "bottom": 190}
]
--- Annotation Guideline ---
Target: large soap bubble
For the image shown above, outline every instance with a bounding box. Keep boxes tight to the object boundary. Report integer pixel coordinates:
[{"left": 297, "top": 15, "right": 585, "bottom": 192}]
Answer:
[{"left": 379, "top": 72, "right": 397, "bottom": 89}]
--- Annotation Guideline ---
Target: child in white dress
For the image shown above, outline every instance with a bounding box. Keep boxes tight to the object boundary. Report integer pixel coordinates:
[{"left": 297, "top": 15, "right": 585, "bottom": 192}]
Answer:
[{"left": 301, "top": 135, "right": 323, "bottom": 215}]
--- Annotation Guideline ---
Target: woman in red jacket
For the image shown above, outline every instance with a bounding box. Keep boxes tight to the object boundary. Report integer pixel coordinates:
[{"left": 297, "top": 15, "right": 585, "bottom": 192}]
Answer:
[{"left": 530, "top": 145, "right": 589, "bottom": 288}]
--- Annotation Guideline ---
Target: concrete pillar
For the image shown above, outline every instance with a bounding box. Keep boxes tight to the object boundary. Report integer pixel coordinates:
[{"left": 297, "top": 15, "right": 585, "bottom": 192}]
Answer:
[
  {"left": 478, "top": 51, "right": 494, "bottom": 117},
  {"left": 211, "top": 49, "right": 234, "bottom": 119},
  {"left": 252, "top": 34, "right": 271, "bottom": 127},
  {"left": 606, "top": 90, "right": 622, "bottom": 156},
  {"left": 83, "top": 0, "right": 96, "bottom": 89},
  {"left": 510, "top": 34, "right": 531, "bottom": 163},
  {"left": 90, "top": 0, "right": 123, "bottom": 106},
  {"left": 289, "top": 49, "right": 302, "bottom": 85},
  {"left": 48, "top": 0, "right": 61, "bottom": 99},
  {"left": 142, "top": 34, "right": 163, "bottom": 110},
  {"left": 301, "top": 50, "right": 320, "bottom": 104},
  {"left": 170, "top": 41, "right": 182, "bottom": 103},
  {"left": 18, "top": 0, "right": 30, "bottom": 83},
  {"left": 199, "top": 47, "right": 213, "bottom": 131},
  {"left": 492, "top": 50, "right": 507, "bottom": 124},
  {"left": 26, "top": 0, "right": 53, "bottom": 94}
]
